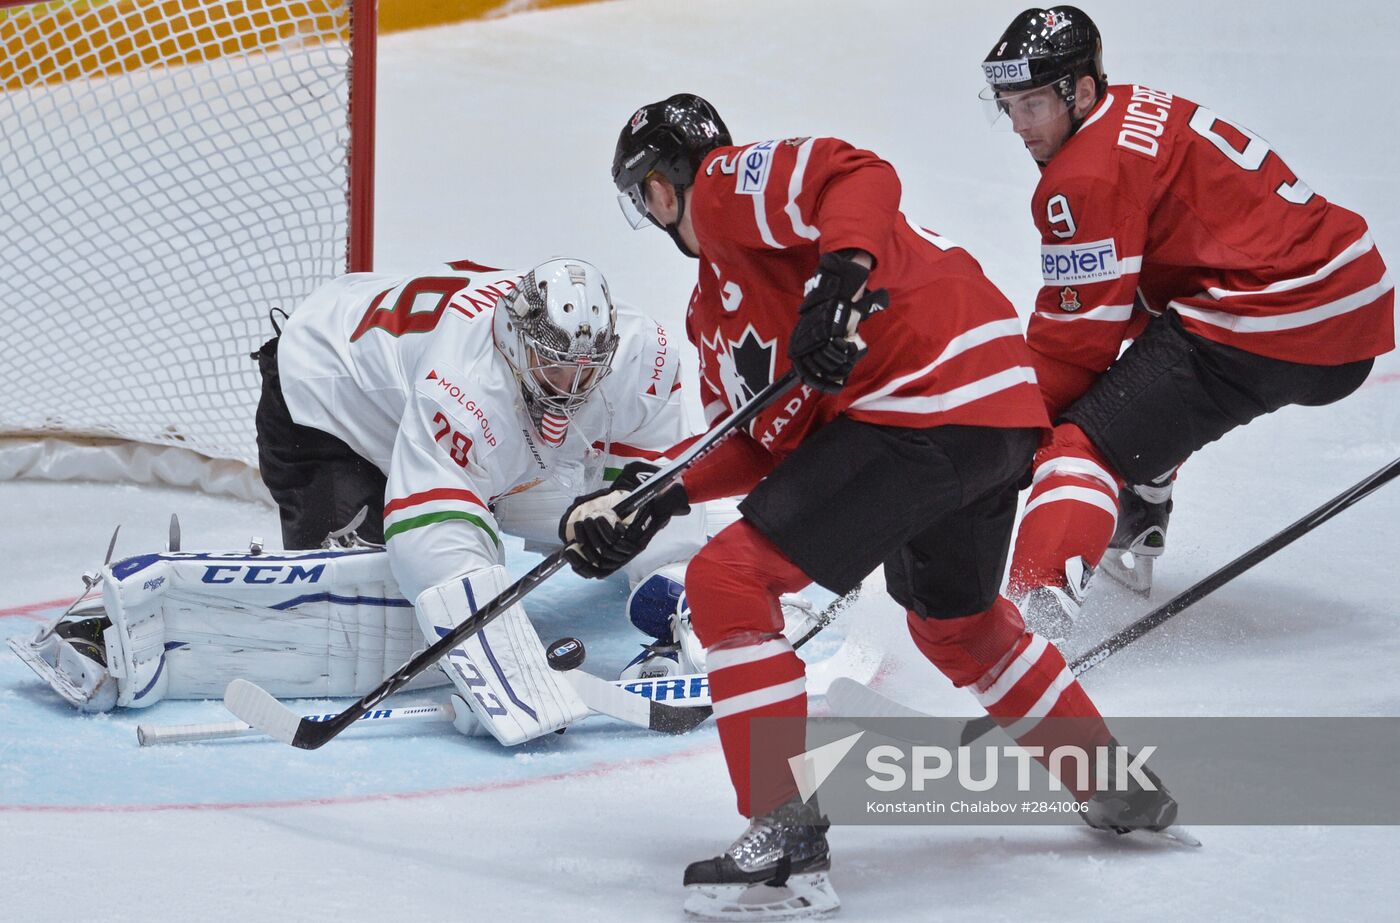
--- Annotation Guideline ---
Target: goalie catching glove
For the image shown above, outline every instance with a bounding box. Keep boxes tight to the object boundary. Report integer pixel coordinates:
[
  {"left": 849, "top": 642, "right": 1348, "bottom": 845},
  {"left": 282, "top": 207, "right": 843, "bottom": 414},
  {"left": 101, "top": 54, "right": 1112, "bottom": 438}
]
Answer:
[
  {"left": 787, "top": 250, "right": 889, "bottom": 394},
  {"left": 559, "top": 461, "right": 691, "bottom": 578}
]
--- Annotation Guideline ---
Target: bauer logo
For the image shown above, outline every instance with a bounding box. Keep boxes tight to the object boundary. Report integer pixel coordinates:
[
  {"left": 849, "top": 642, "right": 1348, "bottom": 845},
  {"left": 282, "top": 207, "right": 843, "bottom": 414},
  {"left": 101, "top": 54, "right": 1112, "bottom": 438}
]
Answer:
[
  {"left": 982, "top": 57, "right": 1031, "bottom": 85},
  {"left": 736, "top": 141, "right": 775, "bottom": 195},
  {"left": 1041, "top": 239, "right": 1120, "bottom": 285}
]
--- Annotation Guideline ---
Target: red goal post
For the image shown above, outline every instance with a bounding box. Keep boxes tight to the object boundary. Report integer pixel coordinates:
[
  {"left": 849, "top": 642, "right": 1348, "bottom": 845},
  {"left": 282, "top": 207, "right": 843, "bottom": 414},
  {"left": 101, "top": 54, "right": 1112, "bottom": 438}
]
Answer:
[{"left": 0, "top": 0, "right": 376, "bottom": 497}]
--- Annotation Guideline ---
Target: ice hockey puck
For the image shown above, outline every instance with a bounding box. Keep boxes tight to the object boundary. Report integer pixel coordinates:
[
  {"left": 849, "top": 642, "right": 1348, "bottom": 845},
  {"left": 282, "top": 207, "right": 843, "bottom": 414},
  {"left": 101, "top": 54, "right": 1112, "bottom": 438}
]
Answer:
[{"left": 545, "top": 636, "right": 586, "bottom": 672}]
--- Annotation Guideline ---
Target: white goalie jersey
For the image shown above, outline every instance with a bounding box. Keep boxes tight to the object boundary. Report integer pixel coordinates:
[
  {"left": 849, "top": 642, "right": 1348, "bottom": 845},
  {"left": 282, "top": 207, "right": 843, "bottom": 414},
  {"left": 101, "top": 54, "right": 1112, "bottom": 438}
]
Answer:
[{"left": 276, "top": 266, "right": 701, "bottom": 600}]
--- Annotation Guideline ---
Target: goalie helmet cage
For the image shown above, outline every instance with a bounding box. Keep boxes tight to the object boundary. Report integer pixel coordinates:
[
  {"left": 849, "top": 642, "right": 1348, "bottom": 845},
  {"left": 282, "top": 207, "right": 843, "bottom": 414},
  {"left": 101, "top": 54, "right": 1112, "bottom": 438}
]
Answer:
[{"left": 0, "top": 0, "right": 376, "bottom": 496}]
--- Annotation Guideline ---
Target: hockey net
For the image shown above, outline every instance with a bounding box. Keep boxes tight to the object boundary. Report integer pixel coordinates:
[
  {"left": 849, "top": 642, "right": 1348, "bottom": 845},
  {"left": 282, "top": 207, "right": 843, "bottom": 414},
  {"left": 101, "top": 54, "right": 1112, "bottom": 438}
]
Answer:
[{"left": 0, "top": 0, "right": 374, "bottom": 499}]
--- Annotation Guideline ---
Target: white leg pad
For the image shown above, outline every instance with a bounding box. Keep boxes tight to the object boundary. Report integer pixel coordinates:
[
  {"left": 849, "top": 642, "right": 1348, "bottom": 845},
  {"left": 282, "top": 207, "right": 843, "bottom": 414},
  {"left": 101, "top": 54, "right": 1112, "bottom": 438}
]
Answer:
[
  {"left": 94, "top": 548, "right": 445, "bottom": 708},
  {"left": 415, "top": 565, "right": 588, "bottom": 745}
]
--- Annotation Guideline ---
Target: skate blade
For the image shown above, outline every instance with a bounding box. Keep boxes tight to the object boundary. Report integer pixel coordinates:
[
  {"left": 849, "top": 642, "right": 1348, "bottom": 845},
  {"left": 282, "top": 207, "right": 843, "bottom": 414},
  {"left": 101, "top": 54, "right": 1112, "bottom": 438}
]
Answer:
[
  {"left": 1154, "top": 824, "right": 1203, "bottom": 848},
  {"left": 1099, "top": 550, "right": 1154, "bottom": 596},
  {"left": 1084, "top": 822, "right": 1203, "bottom": 849},
  {"left": 684, "top": 872, "right": 840, "bottom": 921}
]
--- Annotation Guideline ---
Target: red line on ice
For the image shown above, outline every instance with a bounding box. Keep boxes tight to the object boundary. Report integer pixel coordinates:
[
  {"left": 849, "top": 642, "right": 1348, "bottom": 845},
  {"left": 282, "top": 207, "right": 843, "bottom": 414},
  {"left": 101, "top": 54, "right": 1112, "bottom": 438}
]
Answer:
[
  {"left": 0, "top": 741, "right": 720, "bottom": 814},
  {"left": 0, "top": 596, "right": 77, "bottom": 622}
]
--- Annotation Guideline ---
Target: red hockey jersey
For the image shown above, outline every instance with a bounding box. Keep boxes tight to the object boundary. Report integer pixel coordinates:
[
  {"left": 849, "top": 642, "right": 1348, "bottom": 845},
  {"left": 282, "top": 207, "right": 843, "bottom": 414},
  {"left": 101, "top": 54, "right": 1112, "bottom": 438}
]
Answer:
[
  {"left": 677, "top": 136, "right": 1048, "bottom": 498},
  {"left": 1027, "top": 84, "right": 1393, "bottom": 414}
]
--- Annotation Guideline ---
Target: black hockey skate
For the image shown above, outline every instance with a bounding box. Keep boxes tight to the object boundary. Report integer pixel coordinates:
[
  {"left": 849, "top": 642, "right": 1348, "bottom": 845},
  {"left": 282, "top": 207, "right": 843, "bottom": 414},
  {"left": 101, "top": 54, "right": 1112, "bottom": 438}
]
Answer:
[
  {"left": 55, "top": 615, "right": 112, "bottom": 668},
  {"left": 683, "top": 796, "right": 839, "bottom": 920},
  {"left": 1100, "top": 484, "right": 1173, "bottom": 595},
  {"left": 1081, "top": 748, "right": 1200, "bottom": 847}
]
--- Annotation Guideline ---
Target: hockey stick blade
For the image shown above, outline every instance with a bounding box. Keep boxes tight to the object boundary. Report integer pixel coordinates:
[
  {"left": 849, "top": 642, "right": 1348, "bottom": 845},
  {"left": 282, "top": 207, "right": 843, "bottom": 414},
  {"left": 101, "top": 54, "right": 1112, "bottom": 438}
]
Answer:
[
  {"left": 223, "top": 679, "right": 303, "bottom": 746},
  {"left": 649, "top": 698, "right": 711, "bottom": 734},
  {"left": 960, "top": 454, "right": 1400, "bottom": 746}
]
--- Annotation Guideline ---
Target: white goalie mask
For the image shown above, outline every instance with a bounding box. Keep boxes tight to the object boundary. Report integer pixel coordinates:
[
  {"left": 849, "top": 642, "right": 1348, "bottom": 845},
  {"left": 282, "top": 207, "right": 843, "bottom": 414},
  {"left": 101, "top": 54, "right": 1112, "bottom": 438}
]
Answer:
[{"left": 492, "top": 258, "right": 620, "bottom": 418}]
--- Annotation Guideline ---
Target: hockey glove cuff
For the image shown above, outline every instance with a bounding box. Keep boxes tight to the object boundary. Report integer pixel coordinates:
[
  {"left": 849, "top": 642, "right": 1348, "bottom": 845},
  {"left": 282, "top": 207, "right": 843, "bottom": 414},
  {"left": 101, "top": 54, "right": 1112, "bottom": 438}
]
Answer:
[
  {"left": 559, "top": 462, "right": 692, "bottom": 579},
  {"left": 787, "top": 251, "right": 890, "bottom": 394}
]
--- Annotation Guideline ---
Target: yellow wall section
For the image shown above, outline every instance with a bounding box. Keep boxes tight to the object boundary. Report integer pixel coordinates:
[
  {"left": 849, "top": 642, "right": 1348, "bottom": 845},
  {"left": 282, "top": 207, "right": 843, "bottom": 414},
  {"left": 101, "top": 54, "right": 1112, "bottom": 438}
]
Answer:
[
  {"left": 1, "top": 1, "right": 349, "bottom": 89},
  {"left": 381, "top": 1, "right": 598, "bottom": 33},
  {"left": 0, "top": 0, "right": 599, "bottom": 89}
]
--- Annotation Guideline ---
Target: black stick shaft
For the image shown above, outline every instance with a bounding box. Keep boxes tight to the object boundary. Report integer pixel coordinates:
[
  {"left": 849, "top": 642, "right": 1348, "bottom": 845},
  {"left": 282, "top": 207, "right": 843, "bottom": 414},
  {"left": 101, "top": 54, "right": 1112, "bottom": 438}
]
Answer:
[
  {"left": 1070, "top": 454, "right": 1400, "bottom": 675},
  {"left": 959, "top": 455, "right": 1400, "bottom": 746}
]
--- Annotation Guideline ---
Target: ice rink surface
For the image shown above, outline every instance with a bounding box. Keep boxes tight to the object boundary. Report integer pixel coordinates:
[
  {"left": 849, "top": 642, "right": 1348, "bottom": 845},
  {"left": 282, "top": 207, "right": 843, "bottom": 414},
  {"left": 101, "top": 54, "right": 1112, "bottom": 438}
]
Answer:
[{"left": 4, "top": 1, "right": 1399, "bottom": 920}]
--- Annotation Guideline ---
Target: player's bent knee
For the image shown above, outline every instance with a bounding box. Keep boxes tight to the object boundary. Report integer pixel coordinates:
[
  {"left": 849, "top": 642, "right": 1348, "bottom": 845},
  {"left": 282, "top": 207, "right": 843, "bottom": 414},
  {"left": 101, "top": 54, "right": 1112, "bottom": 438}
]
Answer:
[{"left": 685, "top": 520, "right": 808, "bottom": 648}]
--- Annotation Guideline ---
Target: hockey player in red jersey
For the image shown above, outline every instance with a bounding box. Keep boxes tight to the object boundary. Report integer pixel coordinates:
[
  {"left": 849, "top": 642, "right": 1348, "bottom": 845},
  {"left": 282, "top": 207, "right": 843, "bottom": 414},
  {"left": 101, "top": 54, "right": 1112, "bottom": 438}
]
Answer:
[
  {"left": 559, "top": 94, "right": 1179, "bottom": 920},
  {"left": 982, "top": 7, "right": 1394, "bottom": 635}
]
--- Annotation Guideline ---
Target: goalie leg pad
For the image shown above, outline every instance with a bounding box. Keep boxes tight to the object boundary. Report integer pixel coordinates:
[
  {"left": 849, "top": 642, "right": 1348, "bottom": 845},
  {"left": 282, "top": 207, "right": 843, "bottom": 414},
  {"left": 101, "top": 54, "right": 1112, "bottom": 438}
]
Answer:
[
  {"left": 415, "top": 565, "right": 588, "bottom": 746},
  {"left": 17, "top": 548, "right": 449, "bottom": 711}
]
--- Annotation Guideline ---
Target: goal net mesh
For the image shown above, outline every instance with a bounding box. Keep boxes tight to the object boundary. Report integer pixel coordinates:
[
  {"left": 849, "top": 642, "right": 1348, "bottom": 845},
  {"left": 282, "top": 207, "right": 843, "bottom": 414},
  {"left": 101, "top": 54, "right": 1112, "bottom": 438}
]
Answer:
[{"left": 0, "top": 0, "right": 366, "bottom": 469}]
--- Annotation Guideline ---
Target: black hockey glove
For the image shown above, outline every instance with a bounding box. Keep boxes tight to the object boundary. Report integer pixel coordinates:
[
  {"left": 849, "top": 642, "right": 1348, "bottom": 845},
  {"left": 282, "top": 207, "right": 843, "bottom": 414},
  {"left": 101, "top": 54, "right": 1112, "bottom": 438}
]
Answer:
[
  {"left": 787, "top": 251, "right": 890, "bottom": 394},
  {"left": 558, "top": 462, "right": 692, "bottom": 579}
]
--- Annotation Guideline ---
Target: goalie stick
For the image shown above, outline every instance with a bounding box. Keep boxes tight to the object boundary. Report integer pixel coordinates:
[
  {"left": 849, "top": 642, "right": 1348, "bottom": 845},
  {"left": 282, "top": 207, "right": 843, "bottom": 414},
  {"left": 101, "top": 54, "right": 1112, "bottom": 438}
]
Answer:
[
  {"left": 593, "top": 584, "right": 866, "bottom": 734},
  {"left": 225, "top": 371, "right": 802, "bottom": 750},
  {"left": 138, "top": 702, "right": 453, "bottom": 746},
  {"left": 179, "top": 587, "right": 864, "bottom": 745}
]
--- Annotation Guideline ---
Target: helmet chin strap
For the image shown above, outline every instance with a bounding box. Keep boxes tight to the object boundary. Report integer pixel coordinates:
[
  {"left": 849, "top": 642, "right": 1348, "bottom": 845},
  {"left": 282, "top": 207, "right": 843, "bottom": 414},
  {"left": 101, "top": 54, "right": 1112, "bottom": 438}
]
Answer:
[{"left": 659, "top": 188, "right": 699, "bottom": 259}]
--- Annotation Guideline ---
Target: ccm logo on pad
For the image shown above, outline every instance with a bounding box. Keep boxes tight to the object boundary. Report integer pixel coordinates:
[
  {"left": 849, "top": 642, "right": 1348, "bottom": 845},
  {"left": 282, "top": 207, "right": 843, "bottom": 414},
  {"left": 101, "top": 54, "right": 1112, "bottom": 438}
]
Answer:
[{"left": 1041, "top": 238, "right": 1120, "bottom": 285}]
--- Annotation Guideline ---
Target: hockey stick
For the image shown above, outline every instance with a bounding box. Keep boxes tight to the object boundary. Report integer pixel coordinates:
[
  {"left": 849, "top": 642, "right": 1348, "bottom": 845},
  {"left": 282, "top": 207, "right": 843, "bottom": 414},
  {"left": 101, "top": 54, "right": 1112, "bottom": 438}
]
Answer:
[
  {"left": 605, "top": 585, "right": 866, "bottom": 734},
  {"left": 137, "top": 702, "right": 453, "bottom": 746},
  {"left": 225, "top": 371, "right": 802, "bottom": 750},
  {"left": 167, "top": 586, "right": 863, "bottom": 744},
  {"left": 959, "top": 454, "right": 1400, "bottom": 745}
]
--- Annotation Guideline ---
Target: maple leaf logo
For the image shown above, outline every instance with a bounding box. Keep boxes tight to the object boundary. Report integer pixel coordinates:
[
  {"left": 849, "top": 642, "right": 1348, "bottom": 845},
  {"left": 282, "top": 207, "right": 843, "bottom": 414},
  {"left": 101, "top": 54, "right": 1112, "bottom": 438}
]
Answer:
[{"left": 727, "top": 326, "right": 777, "bottom": 407}]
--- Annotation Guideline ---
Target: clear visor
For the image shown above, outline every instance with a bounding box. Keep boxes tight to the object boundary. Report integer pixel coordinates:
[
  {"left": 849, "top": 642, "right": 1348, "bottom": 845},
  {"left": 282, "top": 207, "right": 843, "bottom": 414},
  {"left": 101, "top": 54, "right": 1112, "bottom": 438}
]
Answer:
[
  {"left": 523, "top": 343, "right": 614, "bottom": 415},
  {"left": 616, "top": 182, "right": 653, "bottom": 230},
  {"left": 979, "top": 83, "right": 1070, "bottom": 132}
]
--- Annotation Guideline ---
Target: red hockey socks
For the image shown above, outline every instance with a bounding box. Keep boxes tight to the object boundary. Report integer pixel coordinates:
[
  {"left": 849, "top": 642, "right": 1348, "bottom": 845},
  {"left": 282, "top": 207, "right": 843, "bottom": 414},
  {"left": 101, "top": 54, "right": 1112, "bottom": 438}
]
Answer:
[
  {"left": 686, "top": 520, "right": 812, "bottom": 817},
  {"left": 1008, "top": 423, "right": 1122, "bottom": 596},
  {"left": 909, "top": 599, "right": 1114, "bottom": 799}
]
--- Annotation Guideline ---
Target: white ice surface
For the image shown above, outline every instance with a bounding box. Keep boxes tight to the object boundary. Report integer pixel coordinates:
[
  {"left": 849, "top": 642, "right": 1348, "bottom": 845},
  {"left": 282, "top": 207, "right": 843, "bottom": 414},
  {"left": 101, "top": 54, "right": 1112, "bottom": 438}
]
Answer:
[{"left": 4, "top": 1, "right": 1400, "bottom": 920}]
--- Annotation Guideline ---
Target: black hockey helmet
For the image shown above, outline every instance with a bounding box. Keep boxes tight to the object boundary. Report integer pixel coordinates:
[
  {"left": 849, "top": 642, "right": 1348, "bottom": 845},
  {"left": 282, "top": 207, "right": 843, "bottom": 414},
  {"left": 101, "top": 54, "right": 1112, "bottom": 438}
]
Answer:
[
  {"left": 981, "top": 7, "right": 1106, "bottom": 113},
  {"left": 612, "top": 93, "right": 731, "bottom": 232}
]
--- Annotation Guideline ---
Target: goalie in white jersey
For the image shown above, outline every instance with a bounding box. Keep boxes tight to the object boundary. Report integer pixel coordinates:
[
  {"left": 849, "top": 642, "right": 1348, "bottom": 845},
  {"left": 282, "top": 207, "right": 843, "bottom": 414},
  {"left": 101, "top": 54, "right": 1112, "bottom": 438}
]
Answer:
[
  {"left": 257, "top": 257, "right": 712, "bottom": 744},
  {"left": 13, "top": 258, "right": 716, "bottom": 746}
]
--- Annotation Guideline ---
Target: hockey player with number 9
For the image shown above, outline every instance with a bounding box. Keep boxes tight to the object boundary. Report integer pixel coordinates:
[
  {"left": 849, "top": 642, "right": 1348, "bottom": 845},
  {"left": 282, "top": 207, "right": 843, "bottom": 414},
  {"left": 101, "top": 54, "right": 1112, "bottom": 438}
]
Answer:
[
  {"left": 12, "top": 259, "right": 729, "bottom": 745},
  {"left": 982, "top": 7, "right": 1394, "bottom": 636}
]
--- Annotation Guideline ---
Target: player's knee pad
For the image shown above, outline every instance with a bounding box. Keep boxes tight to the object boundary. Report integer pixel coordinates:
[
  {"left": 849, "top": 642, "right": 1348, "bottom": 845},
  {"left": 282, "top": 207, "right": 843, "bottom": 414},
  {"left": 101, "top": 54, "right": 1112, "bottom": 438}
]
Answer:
[
  {"left": 684, "top": 520, "right": 808, "bottom": 650},
  {"left": 10, "top": 548, "right": 443, "bottom": 712},
  {"left": 415, "top": 565, "right": 588, "bottom": 745},
  {"left": 905, "top": 596, "right": 1026, "bottom": 687}
]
